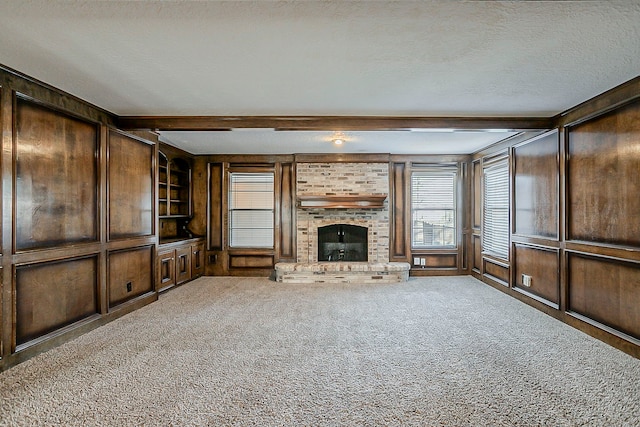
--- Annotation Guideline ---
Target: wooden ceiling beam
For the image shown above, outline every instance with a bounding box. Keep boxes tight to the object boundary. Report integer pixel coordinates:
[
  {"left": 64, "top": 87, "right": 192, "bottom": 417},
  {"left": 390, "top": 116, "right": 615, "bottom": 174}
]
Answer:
[{"left": 117, "top": 115, "right": 554, "bottom": 131}]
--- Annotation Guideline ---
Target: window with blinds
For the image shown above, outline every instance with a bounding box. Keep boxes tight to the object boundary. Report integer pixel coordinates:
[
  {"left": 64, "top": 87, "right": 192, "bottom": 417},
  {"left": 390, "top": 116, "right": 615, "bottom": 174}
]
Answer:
[
  {"left": 411, "top": 168, "right": 457, "bottom": 248},
  {"left": 228, "top": 172, "right": 274, "bottom": 248},
  {"left": 483, "top": 159, "right": 509, "bottom": 259}
]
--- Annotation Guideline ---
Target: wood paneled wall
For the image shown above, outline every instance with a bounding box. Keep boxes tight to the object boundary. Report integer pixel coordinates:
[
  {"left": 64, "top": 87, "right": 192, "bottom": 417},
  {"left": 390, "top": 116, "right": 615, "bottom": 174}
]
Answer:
[
  {"left": 472, "top": 79, "right": 640, "bottom": 357},
  {"left": 390, "top": 156, "right": 470, "bottom": 276},
  {"left": 0, "top": 67, "right": 157, "bottom": 371},
  {"left": 197, "top": 155, "right": 469, "bottom": 276},
  {"left": 193, "top": 156, "right": 295, "bottom": 277},
  {"left": 563, "top": 99, "right": 640, "bottom": 347}
]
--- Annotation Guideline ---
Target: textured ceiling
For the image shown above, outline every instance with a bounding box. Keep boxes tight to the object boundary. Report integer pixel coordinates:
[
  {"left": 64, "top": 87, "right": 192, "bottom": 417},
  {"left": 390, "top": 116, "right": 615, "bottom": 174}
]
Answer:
[
  {"left": 157, "top": 129, "right": 521, "bottom": 155},
  {"left": 1, "top": 0, "right": 639, "bottom": 154}
]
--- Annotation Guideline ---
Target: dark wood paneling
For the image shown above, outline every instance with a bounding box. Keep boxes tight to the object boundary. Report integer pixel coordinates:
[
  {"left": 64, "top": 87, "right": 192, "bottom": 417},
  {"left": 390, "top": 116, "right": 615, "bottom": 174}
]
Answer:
[
  {"left": 472, "top": 160, "right": 482, "bottom": 229},
  {"left": 513, "top": 131, "right": 559, "bottom": 239},
  {"left": 191, "top": 242, "right": 205, "bottom": 278},
  {"left": 567, "top": 100, "right": 640, "bottom": 247},
  {"left": 568, "top": 253, "right": 640, "bottom": 340},
  {"left": 295, "top": 153, "right": 390, "bottom": 163},
  {"left": 208, "top": 163, "right": 223, "bottom": 250},
  {"left": 513, "top": 244, "right": 559, "bottom": 306},
  {"left": 556, "top": 75, "right": 640, "bottom": 127},
  {"left": 118, "top": 115, "right": 554, "bottom": 132},
  {"left": 391, "top": 162, "right": 408, "bottom": 259},
  {"left": 108, "top": 246, "right": 153, "bottom": 308},
  {"left": 229, "top": 254, "right": 274, "bottom": 269},
  {"left": 14, "top": 98, "right": 98, "bottom": 251},
  {"left": 1, "top": 67, "right": 116, "bottom": 126},
  {"left": 175, "top": 245, "right": 191, "bottom": 285},
  {"left": 422, "top": 253, "right": 457, "bottom": 268},
  {"left": 190, "top": 157, "right": 208, "bottom": 238},
  {"left": 108, "top": 130, "right": 154, "bottom": 240},
  {"left": 16, "top": 256, "right": 98, "bottom": 346},
  {"left": 483, "top": 258, "right": 509, "bottom": 284},
  {"left": 156, "top": 248, "right": 175, "bottom": 292},
  {"left": 473, "top": 234, "right": 482, "bottom": 272},
  {"left": 278, "top": 162, "right": 295, "bottom": 260}
]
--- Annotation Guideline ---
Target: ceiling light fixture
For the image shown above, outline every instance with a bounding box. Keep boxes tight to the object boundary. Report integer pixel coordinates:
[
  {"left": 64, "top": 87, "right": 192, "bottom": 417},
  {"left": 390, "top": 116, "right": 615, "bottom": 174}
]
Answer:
[{"left": 331, "top": 132, "right": 347, "bottom": 146}]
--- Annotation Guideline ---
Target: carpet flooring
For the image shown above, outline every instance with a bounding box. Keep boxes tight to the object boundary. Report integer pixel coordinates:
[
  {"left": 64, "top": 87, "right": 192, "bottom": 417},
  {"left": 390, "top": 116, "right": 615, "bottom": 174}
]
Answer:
[{"left": 0, "top": 276, "right": 638, "bottom": 426}]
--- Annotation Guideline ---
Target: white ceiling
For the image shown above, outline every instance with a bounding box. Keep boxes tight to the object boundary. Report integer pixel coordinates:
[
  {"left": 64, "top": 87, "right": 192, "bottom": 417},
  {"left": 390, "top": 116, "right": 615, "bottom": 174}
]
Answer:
[
  {"left": 1, "top": 1, "right": 639, "bottom": 154},
  {"left": 158, "top": 129, "right": 520, "bottom": 155}
]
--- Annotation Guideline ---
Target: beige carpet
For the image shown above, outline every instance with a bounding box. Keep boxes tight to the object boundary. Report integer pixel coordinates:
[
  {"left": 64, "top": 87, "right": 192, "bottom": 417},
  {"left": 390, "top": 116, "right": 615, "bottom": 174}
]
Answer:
[{"left": 0, "top": 276, "right": 638, "bottom": 426}]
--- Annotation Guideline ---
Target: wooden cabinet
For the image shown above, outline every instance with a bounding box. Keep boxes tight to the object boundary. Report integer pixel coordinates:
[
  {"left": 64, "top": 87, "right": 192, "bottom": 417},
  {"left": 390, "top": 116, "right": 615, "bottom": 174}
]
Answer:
[
  {"left": 159, "top": 153, "right": 191, "bottom": 219},
  {"left": 157, "top": 248, "right": 176, "bottom": 292},
  {"left": 175, "top": 245, "right": 192, "bottom": 285},
  {"left": 191, "top": 242, "right": 205, "bottom": 278},
  {"left": 156, "top": 143, "right": 203, "bottom": 292},
  {"left": 159, "top": 144, "right": 195, "bottom": 245},
  {"left": 156, "top": 238, "right": 204, "bottom": 292}
]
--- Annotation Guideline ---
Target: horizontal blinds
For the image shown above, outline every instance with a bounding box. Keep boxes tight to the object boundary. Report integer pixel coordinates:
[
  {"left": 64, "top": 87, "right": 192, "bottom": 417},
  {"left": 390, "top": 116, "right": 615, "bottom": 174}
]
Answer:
[
  {"left": 483, "top": 160, "right": 509, "bottom": 259},
  {"left": 411, "top": 170, "right": 457, "bottom": 248},
  {"left": 229, "top": 173, "right": 274, "bottom": 248},
  {"left": 411, "top": 172, "right": 455, "bottom": 209}
]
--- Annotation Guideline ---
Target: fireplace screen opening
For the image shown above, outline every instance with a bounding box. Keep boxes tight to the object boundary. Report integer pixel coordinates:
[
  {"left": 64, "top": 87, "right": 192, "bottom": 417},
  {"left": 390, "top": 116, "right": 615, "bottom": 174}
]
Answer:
[{"left": 318, "top": 224, "right": 368, "bottom": 262}]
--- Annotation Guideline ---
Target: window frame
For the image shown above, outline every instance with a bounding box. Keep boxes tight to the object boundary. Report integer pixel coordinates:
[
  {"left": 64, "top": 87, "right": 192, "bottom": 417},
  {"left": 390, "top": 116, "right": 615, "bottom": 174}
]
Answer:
[
  {"left": 482, "top": 156, "right": 510, "bottom": 260},
  {"left": 227, "top": 171, "right": 275, "bottom": 249},
  {"left": 410, "top": 165, "right": 458, "bottom": 249}
]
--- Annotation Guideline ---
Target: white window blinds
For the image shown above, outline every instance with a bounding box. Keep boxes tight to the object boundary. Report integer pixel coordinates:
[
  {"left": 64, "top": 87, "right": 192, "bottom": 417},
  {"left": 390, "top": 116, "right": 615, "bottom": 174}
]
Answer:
[
  {"left": 229, "top": 172, "right": 274, "bottom": 248},
  {"left": 411, "top": 169, "right": 457, "bottom": 248},
  {"left": 483, "top": 159, "right": 509, "bottom": 259}
]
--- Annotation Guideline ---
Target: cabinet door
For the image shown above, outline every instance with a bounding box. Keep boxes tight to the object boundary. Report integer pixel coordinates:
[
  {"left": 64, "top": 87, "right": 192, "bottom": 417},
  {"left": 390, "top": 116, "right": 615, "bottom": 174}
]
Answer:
[
  {"left": 175, "top": 246, "right": 192, "bottom": 285},
  {"left": 191, "top": 242, "right": 205, "bottom": 278},
  {"left": 157, "top": 249, "right": 176, "bottom": 292}
]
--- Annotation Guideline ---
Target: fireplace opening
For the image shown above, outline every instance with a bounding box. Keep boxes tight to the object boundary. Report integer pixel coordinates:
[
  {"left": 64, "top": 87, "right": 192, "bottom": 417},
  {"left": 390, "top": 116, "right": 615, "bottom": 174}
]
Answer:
[{"left": 318, "top": 224, "right": 368, "bottom": 261}]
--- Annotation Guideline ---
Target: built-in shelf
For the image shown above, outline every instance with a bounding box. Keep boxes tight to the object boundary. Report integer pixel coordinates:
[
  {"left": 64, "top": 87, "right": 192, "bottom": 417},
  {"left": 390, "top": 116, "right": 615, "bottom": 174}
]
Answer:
[{"left": 298, "top": 194, "right": 387, "bottom": 209}]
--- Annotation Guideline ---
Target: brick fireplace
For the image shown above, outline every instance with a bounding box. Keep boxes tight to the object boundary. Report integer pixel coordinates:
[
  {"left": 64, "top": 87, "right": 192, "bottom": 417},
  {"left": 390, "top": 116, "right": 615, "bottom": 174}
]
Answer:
[
  {"left": 274, "top": 162, "right": 409, "bottom": 283},
  {"left": 295, "top": 162, "right": 390, "bottom": 263}
]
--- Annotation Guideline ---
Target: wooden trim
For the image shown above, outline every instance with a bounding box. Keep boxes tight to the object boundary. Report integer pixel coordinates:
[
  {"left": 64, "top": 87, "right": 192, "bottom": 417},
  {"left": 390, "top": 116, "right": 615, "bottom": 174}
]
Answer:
[
  {"left": 295, "top": 153, "right": 390, "bottom": 163},
  {"left": 555, "top": 75, "right": 640, "bottom": 127},
  {"left": 0, "top": 67, "right": 116, "bottom": 126},
  {"left": 398, "top": 154, "right": 470, "bottom": 165},
  {"left": 117, "top": 115, "right": 554, "bottom": 132},
  {"left": 198, "top": 154, "right": 294, "bottom": 164},
  {"left": 298, "top": 194, "right": 387, "bottom": 209},
  {"left": 472, "top": 130, "right": 549, "bottom": 160}
]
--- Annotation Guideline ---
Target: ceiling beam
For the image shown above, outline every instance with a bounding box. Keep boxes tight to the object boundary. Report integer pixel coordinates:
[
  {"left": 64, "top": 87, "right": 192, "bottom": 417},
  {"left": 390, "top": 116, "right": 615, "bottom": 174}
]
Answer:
[{"left": 117, "top": 115, "right": 554, "bottom": 131}]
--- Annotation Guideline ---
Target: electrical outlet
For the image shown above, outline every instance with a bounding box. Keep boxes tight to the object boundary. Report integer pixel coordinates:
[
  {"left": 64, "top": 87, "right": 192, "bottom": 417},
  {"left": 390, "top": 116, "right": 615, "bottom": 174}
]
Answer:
[
  {"left": 522, "top": 274, "right": 532, "bottom": 287},
  {"left": 126, "top": 282, "right": 132, "bottom": 292}
]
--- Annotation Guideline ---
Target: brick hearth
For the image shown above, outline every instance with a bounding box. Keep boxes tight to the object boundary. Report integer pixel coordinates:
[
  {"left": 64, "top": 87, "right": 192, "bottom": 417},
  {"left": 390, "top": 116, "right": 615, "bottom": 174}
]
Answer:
[{"left": 274, "top": 262, "right": 411, "bottom": 284}]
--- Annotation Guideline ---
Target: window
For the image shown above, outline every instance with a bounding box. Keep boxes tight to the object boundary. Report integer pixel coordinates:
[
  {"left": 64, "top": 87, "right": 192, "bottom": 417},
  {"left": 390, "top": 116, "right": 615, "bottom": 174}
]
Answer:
[
  {"left": 483, "top": 158, "right": 509, "bottom": 259},
  {"left": 228, "top": 172, "right": 274, "bottom": 248},
  {"left": 411, "top": 168, "right": 457, "bottom": 248}
]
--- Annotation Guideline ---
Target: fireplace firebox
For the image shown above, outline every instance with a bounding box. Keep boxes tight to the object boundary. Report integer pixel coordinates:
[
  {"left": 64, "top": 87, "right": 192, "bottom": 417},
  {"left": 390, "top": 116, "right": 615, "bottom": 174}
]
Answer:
[{"left": 318, "top": 224, "right": 368, "bottom": 262}]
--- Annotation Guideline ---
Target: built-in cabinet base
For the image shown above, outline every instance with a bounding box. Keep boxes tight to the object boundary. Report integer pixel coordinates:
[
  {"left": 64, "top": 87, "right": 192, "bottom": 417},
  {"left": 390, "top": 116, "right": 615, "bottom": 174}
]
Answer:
[{"left": 157, "top": 238, "right": 205, "bottom": 292}]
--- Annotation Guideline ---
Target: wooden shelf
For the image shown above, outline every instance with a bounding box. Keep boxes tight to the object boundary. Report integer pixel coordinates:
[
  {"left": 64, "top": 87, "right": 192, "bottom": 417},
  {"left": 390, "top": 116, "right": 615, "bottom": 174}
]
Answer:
[{"left": 298, "top": 194, "right": 387, "bottom": 209}]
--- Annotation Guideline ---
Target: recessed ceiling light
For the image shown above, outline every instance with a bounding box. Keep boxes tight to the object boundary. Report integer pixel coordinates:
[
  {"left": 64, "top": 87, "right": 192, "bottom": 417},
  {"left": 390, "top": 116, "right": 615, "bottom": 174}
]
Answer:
[{"left": 331, "top": 131, "right": 347, "bottom": 145}]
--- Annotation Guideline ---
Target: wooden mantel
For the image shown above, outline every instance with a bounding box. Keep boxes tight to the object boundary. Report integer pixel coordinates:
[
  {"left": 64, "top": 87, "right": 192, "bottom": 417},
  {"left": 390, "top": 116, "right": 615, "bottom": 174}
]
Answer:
[{"left": 298, "top": 194, "right": 387, "bottom": 209}]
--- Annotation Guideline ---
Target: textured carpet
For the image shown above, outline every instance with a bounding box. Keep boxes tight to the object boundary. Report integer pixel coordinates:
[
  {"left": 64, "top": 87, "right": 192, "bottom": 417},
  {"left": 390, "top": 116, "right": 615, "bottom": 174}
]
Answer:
[{"left": 0, "top": 276, "right": 638, "bottom": 426}]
